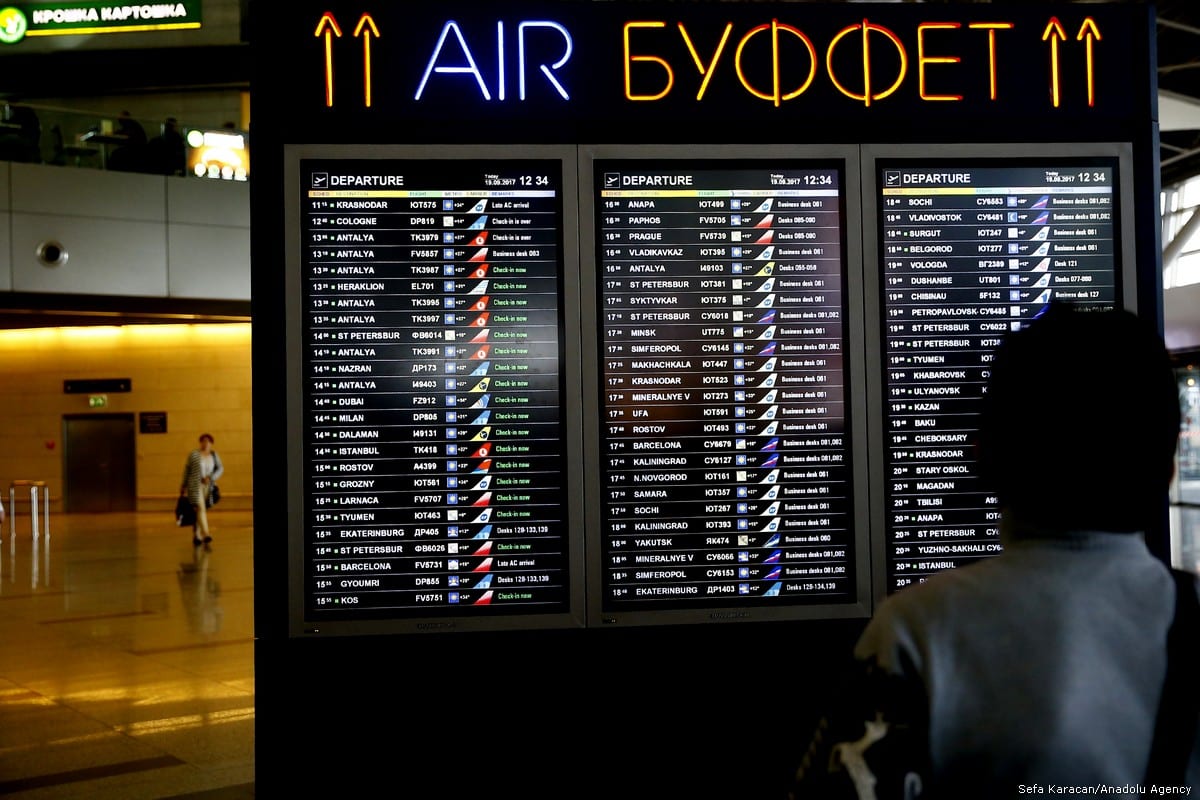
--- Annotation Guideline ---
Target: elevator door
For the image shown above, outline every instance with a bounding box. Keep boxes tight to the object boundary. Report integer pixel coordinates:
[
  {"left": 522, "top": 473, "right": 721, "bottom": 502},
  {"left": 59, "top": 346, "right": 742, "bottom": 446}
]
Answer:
[{"left": 63, "top": 414, "right": 136, "bottom": 512}]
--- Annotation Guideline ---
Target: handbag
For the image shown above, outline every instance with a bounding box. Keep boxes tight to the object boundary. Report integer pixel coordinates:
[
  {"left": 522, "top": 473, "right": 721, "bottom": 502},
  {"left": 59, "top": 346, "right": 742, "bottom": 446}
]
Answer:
[
  {"left": 207, "top": 484, "right": 221, "bottom": 508},
  {"left": 175, "top": 495, "right": 196, "bottom": 527}
]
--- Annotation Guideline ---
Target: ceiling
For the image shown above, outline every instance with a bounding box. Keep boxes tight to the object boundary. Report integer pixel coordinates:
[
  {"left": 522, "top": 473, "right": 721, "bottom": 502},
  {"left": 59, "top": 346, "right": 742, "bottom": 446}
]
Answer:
[{"left": 1153, "top": 0, "right": 1200, "bottom": 186}]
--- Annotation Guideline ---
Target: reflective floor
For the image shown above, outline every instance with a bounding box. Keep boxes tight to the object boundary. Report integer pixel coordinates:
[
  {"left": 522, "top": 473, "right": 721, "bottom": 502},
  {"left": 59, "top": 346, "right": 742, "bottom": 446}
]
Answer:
[
  {"left": 0, "top": 504, "right": 1194, "bottom": 799},
  {"left": 0, "top": 510, "right": 254, "bottom": 799}
]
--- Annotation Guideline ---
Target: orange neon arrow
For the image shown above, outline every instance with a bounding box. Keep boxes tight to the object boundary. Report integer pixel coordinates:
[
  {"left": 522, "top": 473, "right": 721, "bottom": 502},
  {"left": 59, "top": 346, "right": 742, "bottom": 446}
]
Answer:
[
  {"left": 315, "top": 13, "right": 343, "bottom": 107},
  {"left": 1042, "top": 17, "right": 1067, "bottom": 108},
  {"left": 1077, "top": 17, "right": 1102, "bottom": 107},
  {"left": 354, "top": 14, "right": 381, "bottom": 108}
]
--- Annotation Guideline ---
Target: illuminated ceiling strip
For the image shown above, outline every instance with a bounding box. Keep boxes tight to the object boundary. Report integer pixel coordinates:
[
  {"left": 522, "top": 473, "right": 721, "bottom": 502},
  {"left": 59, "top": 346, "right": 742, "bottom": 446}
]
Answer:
[{"left": 25, "top": 22, "right": 200, "bottom": 36}]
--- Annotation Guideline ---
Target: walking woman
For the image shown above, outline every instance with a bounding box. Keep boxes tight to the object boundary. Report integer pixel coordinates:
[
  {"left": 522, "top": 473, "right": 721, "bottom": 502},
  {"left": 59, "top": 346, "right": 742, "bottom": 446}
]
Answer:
[{"left": 181, "top": 433, "right": 224, "bottom": 546}]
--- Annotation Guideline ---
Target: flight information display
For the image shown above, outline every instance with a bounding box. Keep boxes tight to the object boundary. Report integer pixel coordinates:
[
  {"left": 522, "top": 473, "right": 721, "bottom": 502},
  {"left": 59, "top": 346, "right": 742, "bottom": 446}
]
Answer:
[
  {"left": 298, "top": 158, "right": 571, "bottom": 620},
  {"left": 595, "top": 161, "right": 856, "bottom": 610},
  {"left": 878, "top": 160, "right": 1119, "bottom": 591}
]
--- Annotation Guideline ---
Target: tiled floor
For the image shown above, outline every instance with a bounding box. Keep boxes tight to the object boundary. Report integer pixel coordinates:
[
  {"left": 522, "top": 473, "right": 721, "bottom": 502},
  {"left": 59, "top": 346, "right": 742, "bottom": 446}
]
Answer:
[
  {"left": 0, "top": 502, "right": 1193, "bottom": 799},
  {"left": 0, "top": 509, "right": 254, "bottom": 799}
]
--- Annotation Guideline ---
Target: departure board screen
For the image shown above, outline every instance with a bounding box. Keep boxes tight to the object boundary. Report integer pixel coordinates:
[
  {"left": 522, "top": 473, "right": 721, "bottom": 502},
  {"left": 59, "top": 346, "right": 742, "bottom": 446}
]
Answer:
[
  {"left": 298, "top": 158, "right": 572, "bottom": 621},
  {"left": 878, "top": 160, "right": 1120, "bottom": 592},
  {"left": 594, "top": 160, "right": 856, "bottom": 611}
]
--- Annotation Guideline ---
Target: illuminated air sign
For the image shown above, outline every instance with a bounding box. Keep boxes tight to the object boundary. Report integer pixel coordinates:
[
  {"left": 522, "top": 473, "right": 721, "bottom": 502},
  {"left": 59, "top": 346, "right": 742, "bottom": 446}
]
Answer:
[
  {"left": 299, "top": 5, "right": 1124, "bottom": 119},
  {"left": 0, "top": 1, "right": 201, "bottom": 43}
]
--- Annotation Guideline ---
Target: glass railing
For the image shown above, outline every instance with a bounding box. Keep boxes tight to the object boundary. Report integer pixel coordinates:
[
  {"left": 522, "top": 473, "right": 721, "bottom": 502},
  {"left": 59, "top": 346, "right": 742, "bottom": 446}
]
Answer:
[{"left": 0, "top": 103, "right": 249, "bottom": 181}]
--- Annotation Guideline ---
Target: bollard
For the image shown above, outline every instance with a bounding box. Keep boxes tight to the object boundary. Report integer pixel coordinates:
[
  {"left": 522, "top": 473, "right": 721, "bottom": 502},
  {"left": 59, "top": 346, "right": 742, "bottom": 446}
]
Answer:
[{"left": 7, "top": 481, "right": 50, "bottom": 542}]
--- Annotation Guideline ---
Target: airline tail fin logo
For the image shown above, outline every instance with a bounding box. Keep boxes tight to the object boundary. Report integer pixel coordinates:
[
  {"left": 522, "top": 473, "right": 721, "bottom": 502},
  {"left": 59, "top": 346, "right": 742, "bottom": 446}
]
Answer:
[
  {"left": 755, "top": 230, "right": 774, "bottom": 244},
  {"left": 471, "top": 313, "right": 490, "bottom": 328},
  {"left": 1032, "top": 211, "right": 1049, "bottom": 225},
  {"left": 1033, "top": 289, "right": 1051, "bottom": 303},
  {"left": 472, "top": 475, "right": 491, "bottom": 491},
  {"left": 758, "top": 358, "right": 777, "bottom": 372},
  {"left": 468, "top": 248, "right": 488, "bottom": 262},
  {"left": 472, "top": 491, "right": 492, "bottom": 507},
  {"left": 469, "top": 280, "right": 489, "bottom": 294},
  {"left": 472, "top": 345, "right": 490, "bottom": 359},
  {"left": 471, "top": 444, "right": 490, "bottom": 459},
  {"left": 759, "top": 389, "right": 777, "bottom": 404},
  {"left": 472, "top": 524, "right": 493, "bottom": 539},
  {"left": 471, "top": 508, "right": 491, "bottom": 523},
  {"left": 760, "top": 469, "right": 780, "bottom": 484},
  {"left": 756, "top": 261, "right": 774, "bottom": 277},
  {"left": 1033, "top": 242, "right": 1050, "bottom": 257},
  {"left": 472, "top": 557, "right": 493, "bottom": 572},
  {"left": 1030, "top": 227, "right": 1049, "bottom": 242},
  {"left": 761, "top": 454, "right": 779, "bottom": 468},
  {"left": 757, "top": 325, "right": 776, "bottom": 339},
  {"left": 470, "top": 264, "right": 489, "bottom": 279},
  {"left": 757, "top": 309, "right": 776, "bottom": 324},
  {"left": 469, "top": 199, "right": 487, "bottom": 213},
  {"left": 472, "top": 459, "right": 492, "bottom": 474},
  {"left": 759, "top": 405, "right": 777, "bottom": 420},
  {"left": 1032, "top": 274, "right": 1050, "bottom": 288},
  {"left": 469, "top": 361, "right": 489, "bottom": 376},
  {"left": 756, "top": 294, "right": 776, "bottom": 308},
  {"left": 471, "top": 231, "right": 489, "bottom": 247},
  {"left": 755, "top": 214, "right": 774, "bottom": 229},
  {"left": 474, "top": 572, "right": 492, "bottom": 587},
  {"left": 470, "top": 328, "right": 489, "bottom": 343},
  {"left": 471, "top": 378, "right": 490, "bottom": 392},
  {"left": 468, "top": 216, "right": 488, "bottom": 230},
  {"left": 469, "top": 394, "right": 490, "bottom": 409},
  {"left": 757, "top": 342, "right": 776, "bottom": 357},
  {"left": 1031, "top": 195, "right": 1049, "bottom": 209},
  {"left": 757, "top": 279, "right": 775, "bottom": 294},
  {"left": 758, "top": 373, "right": 776, "bottom": 388},
  {"left": 755, "top": 246, "right": 774, "bottom": 260},
  {"left": 754, "top": 198, "right": 773, "bottom": 213},
  {"left": 474, "top": 541, "right": 493, "bottom": 557},
  {"left": 470, "top": 426, "right": 491, "bottom": 441},
  {"left": 473, "top": 590, "right": 493, "bottom": 605},
  {"left": 471, "top": 411, "right": 490, "bottom": 427},
  {"left": 1032, "top": 258, "right": 1050, "bottom": 272},
  {"left": 761, "top": 420, "right": 778, "bottom": 436}
]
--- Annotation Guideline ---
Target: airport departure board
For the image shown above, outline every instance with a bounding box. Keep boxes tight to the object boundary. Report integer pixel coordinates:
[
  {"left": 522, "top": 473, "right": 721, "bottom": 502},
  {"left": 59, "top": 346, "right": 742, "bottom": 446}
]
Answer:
[
  {"left": 298, "top": 158, "right": 572, "bottom": 620},
  {"left": 878, "top": 161, "right": 1119, "bottom": 591},
  {"left": 594, "top": 161, "right": 856, "bottom": 610}
]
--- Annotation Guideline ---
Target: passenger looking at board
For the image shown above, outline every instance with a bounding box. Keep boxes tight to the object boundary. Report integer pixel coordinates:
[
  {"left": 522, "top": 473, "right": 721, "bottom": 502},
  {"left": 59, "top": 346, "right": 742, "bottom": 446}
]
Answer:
[{"left": 789, "top": 304, "right": 1199, "bottom": 798}]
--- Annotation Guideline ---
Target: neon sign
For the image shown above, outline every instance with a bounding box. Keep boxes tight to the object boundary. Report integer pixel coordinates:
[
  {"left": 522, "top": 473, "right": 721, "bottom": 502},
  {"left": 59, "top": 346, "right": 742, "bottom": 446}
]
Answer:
[
  {"left": 309, "top": 10, "right": 1107, "bottom": 112},
  {"left": 414, "top": 19, "right": 573, "bottom": 102}
]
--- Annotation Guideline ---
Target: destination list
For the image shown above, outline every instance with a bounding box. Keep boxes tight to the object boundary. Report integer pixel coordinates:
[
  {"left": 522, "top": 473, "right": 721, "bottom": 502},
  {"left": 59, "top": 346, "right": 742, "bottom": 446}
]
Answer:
[
  {"left": 301, "top": 159, "right": 570, "bottom": 618},
  {"left": 597, "top": 163, "right": 856, "bottom": 609},
  {"left": 880, "top": 163, "right": 1117, "bottom": 591}
]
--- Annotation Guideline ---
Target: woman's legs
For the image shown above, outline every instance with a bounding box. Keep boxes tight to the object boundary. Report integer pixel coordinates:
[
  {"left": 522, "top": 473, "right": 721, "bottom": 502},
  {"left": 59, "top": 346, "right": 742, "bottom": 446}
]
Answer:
[{"left": 193, "top": 497, "right": 210, "bottom": 544}]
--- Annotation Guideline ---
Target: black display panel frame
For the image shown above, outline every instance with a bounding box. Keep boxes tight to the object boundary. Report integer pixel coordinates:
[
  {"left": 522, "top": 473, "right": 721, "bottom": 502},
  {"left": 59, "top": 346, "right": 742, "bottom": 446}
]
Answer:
[
  {"left": 860, "top": 142, "right": 1138, "bottom": 605},
  {"left": 580, "top": 144, "right": 872, "bottom": 628},
  {"left": 283, "top": 143, "right": 586, "bottom": 636}
]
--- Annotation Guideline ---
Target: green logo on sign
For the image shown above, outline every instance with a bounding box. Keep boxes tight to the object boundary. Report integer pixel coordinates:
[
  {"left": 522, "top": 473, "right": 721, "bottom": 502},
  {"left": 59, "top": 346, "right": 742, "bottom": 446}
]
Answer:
[{"left": 0, "top": 7, "right": 27, "bottom": 44}]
